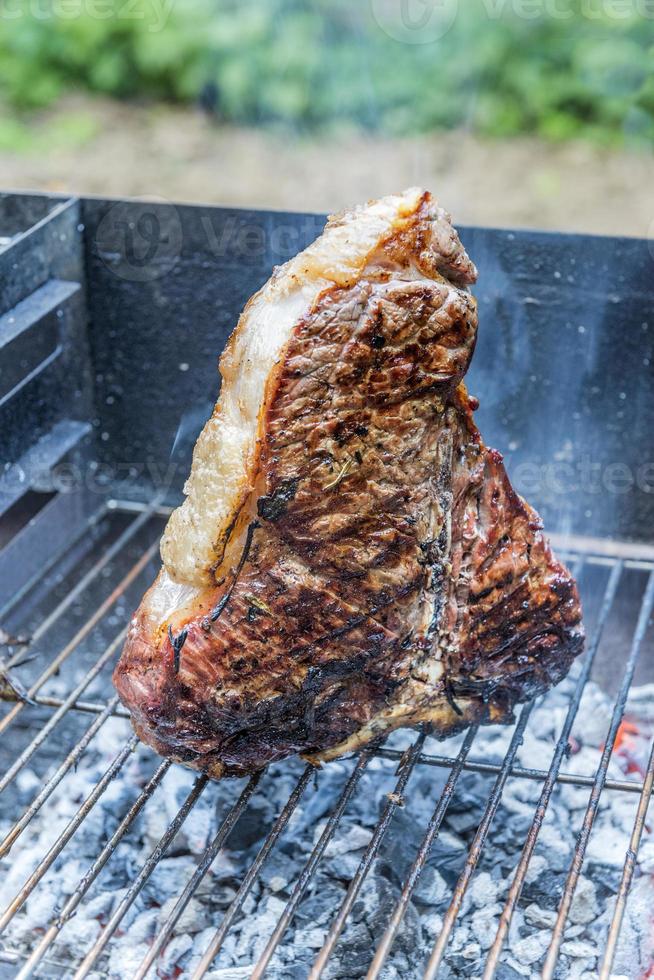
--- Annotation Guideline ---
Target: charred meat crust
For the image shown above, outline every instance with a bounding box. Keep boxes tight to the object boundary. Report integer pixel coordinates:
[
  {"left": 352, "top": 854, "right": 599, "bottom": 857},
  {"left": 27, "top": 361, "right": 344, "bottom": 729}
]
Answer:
[{"left": 114, "top": 193, "right": 584, "bottom": 778}]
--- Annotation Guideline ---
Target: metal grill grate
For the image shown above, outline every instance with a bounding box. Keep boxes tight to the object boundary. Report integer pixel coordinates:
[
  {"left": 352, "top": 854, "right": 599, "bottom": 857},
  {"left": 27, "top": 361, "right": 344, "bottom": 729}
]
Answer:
[{"left": 0, "top": 500, "right": 653, "bottom": 980}]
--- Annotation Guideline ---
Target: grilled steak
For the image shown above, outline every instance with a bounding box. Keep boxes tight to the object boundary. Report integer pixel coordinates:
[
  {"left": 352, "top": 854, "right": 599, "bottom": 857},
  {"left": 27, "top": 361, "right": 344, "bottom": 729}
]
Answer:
[{"left": 113, "top": 189, "right": 584, "bottom": 778}]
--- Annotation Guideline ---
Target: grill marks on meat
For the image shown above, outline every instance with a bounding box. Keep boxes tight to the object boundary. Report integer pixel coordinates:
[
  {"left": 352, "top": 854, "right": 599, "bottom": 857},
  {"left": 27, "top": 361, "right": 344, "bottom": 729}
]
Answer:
[{"left": 114, "top": 190, "right": 583, "bottom": 778}]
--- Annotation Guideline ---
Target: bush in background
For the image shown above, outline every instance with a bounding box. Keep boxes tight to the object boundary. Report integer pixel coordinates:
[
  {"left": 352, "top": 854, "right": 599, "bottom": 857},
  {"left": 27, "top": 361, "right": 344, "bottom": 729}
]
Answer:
[{"left": 0, "top": 0, "right": 653, "bottom": 146}]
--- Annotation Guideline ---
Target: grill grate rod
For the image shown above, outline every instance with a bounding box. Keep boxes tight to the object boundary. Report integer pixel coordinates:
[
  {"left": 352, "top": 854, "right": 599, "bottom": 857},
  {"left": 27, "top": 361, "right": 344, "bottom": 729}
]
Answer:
[
  {"left": 73, "top": 772, "right": 210, "bottom": 980},
  {"left": 598, "top": 734, "right": 654, "bottom": 979},
  {"left": 542, "top": 568, "right": 654, "bottom": 978},
  {"left": 0, "top": 629, "right": 126, "bottom": 794},
  {"left": 13, "top": 758, "right": 171, "bottom": 980},
  {"left": 252, "top": 748, "right": 374, "bottom": 979},
  {"left": 483, "top": 558, "right": 622, "bottom": 978},
  {"left": 132, "top": 773, "right": 263, "bottom": 980},
  {"left": 0, "top": 693, "right": 121, "bottom": 858},
  {"left": 309, "top": 733, "right": 428, "bottom": 979},
  {"left": 374, "top": 747, "right": 645, "bottom": 794},
  {"left": 367, "top": 725, "right": 479, "bottom": 980},
  {"left": 423, "top": 701, "right": 535, "bottom": 980},
  {"left": 3, "top": 692, "right": 130, "bottom": 717},
  {"left": 0, "top": 734, "right": 138, "bottom": 936},
  {"left": 0, "top": 532, "right": 159, "bottom": 736},
  {"left": 191, "top": 765, "right": 314, "bottom": 979}
]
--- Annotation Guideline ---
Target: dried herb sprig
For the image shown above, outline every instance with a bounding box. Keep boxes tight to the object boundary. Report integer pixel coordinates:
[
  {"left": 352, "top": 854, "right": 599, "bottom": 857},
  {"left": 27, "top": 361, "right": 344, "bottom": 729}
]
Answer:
[
  {"left": 208, "top": 520, "right": 260, "bottom": 623},
  {"left": 324, "top": 456, "right": 355, "bottom": 491},
  {"left": 168, "top": 625, "right": 188, "bottom": 674},
  {"left": 243, "top": 594, "right": 273, "bottom": 616}
]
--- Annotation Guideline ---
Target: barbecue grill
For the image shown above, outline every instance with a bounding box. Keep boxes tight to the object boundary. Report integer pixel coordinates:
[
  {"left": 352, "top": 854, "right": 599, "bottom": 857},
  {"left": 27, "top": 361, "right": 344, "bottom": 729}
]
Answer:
[{"left": 1, "top": 190, "right": 653, "bottom": 979}]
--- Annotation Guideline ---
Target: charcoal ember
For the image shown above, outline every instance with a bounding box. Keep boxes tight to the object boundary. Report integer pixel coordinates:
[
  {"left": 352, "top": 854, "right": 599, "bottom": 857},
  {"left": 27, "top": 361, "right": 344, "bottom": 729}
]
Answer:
[
  {"left": 301, "top": 926, "right": 328, "bottom": 948},
  {"left": 377, "top": 802, "right": 466, "bottom": 882},
  {"left": 471, "top": 903, "right": 503, "bottom": 949},
  {"left": 443, "top": 772, "right": 492, "bottom": 834},
  {"left": 234, "top": 895, "right": 287, "bottom": 962},
  {"left": 598, "top": 875, "right": 654, "bottom": 977},
  {"left": 559, "top": 781, "right": 595, "bottom": 812},
  {"left": 528, "top": 705, "right": 560, "bottom": 741},
  {"left": 411, "top": 866, "right": 448, "bottom": 907},
  {"left": 285, "top": 965, "right": 323, "bottom": 980},
  {"left": 533, "top": 820, "right": 573, "bottom": 871},
  {"left": 491, "top": 964, "right": 527, "bottom": 980},
  {"left": 568, "top": 877, "right": 598, "bottom": 926},
  {"left": 185, "top": 925, "right": 233, "bottom": 974},
  {"left": 560, "top": 938, "right": 599, "bottom": 958},
  {"left": 81, "top": 888, "right": 116, "bottom": 924},
  {"left": 325, "top": 876, "right": 420, "bottom": 979},
  {"left": 633, "top": 837, "right": 654, "bottom": 873},
  {"left": 447, "top": 923, "right": 471, "bottom": 957},
  {"left": 121, "top": 907, "right": 159, "bottom": 945},
  {"left": 426, "top": 837, "right": 468, "bottom": 887},
  {"left": 257, "top": 850, "right": 294, "bottom": 892},
  {"left": 469, "top": 871, "right": 500, "bottom": 908},
  {"left": 215, "top": 789, "right": 273, "bottom": 852},
  {"left": 293, "top": 881, "right": 347, "bottom": 926},
  {"left": 155, "top": 932, "right": 195, "bottom": 975},
  {"left": 158, "top": 895, "right": 209, "bottom": 934},
  {"left": 323, "top": 849, "right": 368, "bottom": 881},
  {"left": 141, "top": 768, "right": 215, "bottom": 856},
  {"left": 324, "top": 824, "right": 373, "bottom": 856},
  {"left": 203, "top": 882, "right": 239, "bottom": 911},
  {"left": 141, "top": 855, "right": 201, "bottom": 904},
  {"left": 107, "top": 938, "right": 152, "bottom": 978},
  {"left": 375, "top": 809, "right": 422, "bottom": 877},
  {"left": 201, "top": 927, "right": 240, "bottom": 972},
  {"left": 509, "top": 927, "right": 551, "bottom": 965},
  {"left": 523, "top": 853, "right": 547, "bottom": 883},
  {"left": 521, "top": 868, "right": 566, "bottom": 907},
  {"left": 445, "top": 943, "right": 483, "bottom": 976},
  {"left": 586, "top": 820, "right": 632, "bottom": 867},
  {"left": 293, "top": 763, "right": 353, "bottom": 830},
  {"left": 523, "top": 903, "right": 557, "bottom": 929},
  {"left": 481, "top": 809, "right": 533, "bottom": 851}
]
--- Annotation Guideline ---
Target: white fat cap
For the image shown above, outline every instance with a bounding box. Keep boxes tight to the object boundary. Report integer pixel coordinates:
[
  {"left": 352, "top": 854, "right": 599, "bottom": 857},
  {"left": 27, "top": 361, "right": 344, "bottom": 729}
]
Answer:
[{"left": 160, "top": 188, "right": 425, "bottom": 587}]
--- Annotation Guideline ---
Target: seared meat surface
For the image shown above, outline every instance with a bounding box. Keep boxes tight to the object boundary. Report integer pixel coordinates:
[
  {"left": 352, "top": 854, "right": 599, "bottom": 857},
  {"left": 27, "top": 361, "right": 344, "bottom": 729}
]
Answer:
[{"left": 114, "top": 189, "right": 583, "bottom": 778}]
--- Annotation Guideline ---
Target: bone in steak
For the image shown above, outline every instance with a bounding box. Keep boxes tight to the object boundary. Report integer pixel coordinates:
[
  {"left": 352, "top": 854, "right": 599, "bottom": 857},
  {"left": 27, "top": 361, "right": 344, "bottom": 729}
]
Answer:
[{"left": 114, "top": 189, "right": 584, "bottom": 778}]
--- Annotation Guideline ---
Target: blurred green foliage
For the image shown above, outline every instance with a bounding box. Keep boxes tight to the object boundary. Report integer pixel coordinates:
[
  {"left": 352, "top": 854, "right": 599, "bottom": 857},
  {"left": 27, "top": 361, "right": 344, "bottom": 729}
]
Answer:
[{"left": 0, "top": 0, "right": 653, "bottom": 145}]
